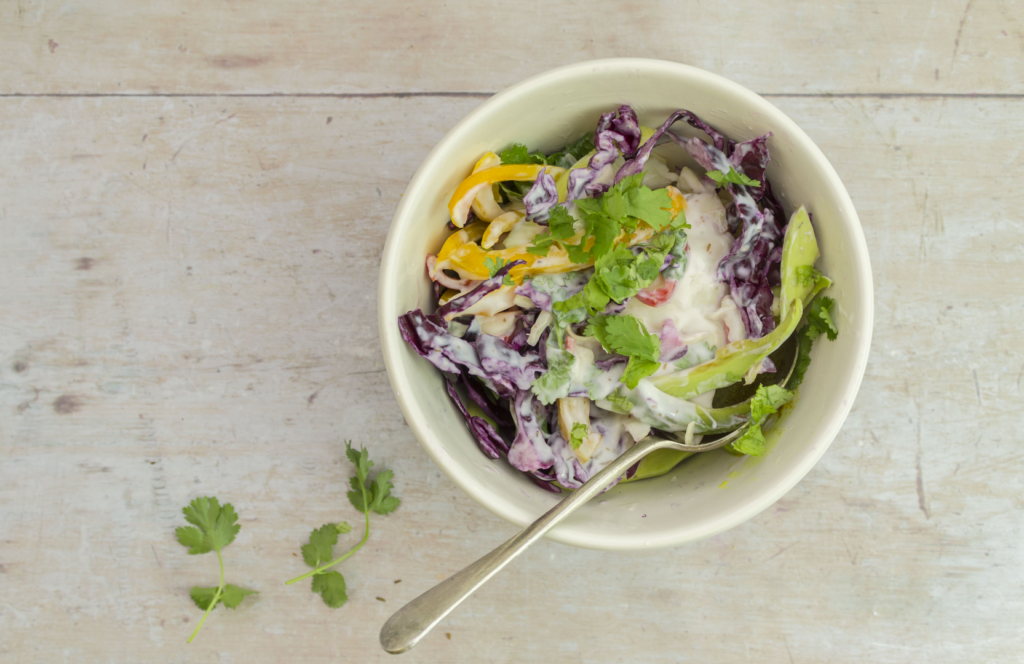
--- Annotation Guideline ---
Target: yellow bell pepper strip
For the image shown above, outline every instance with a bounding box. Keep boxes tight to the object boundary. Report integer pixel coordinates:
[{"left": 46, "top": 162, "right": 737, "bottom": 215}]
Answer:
[
  {"left": 470, "top": 152, "right": 505, "bottom": 222},
  {"left": 647, "top": 298, "right": 803, "bottom": 400},
  {"left": 664, "top": 185, "right": 687, "bottom": 223},
  {"left": 482, "top": 210, "right": 525, "bottom": 249},
  {"left": 437, "top": 222, "right": 487, "bottom": 262},
  {"left": 448, "top": 164, "right": 565, "bottom": 228},
  {"left": 441, "top": 286, "right": 519, "bottom": 321}
]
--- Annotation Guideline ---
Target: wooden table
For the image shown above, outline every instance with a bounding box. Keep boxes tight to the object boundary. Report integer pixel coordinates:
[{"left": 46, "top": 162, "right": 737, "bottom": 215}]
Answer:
[{"left": 2, "top": 2, "right": 1022, "bottom": 662}]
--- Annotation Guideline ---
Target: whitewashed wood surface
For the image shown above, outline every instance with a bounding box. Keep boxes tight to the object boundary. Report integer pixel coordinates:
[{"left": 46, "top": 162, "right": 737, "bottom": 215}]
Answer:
[{"left": 2, "top": 2, "right": 1023, "bottom": 663}]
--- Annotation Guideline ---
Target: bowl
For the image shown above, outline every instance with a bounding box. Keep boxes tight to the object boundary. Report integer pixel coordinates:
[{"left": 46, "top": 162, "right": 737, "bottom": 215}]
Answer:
[{"left": 378, "top": 58, "right": 872, "bottom": 551}]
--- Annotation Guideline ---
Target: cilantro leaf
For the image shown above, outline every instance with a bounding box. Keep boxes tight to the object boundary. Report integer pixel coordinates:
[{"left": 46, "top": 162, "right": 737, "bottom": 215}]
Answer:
[
  {"left": 750, "top": 384, "right": 794, "bottom": 423},
  {"left": 312, "top": 571, "right": 348, "bottom": 608},
  {"left": 529, "top": 205, "right": 579, "bottom": 258},
  {"left": 176, "top": 496, "right": 240, "bottom": 555},
  {"left": 671, "top": 209, "right": 690, "bottom": 230},
  {"left": 531, "top": 349, "right": 575, "bottom": 405},
  {"left": 807, "top": 296, "right": 838, "bottom": 341},
  {"left": 621, "top": 356, "right": 661, "bottom": 389},
  {"left": 584, "top": 210, "right": 619, "bottom": 261},
  {"left": 570, "top": 423, "right": 588, "bottom": 450},
  {"left": 552, "top": 292, "right": 587, "bottom": 329},
  {"left": 587, "top": 314, "right": 662, "bottom": 389},
  {"left": 565, "top": 240, "right": 592, "bottom": 264},
  {"left": 706, "top": 167, "right": 762, "bottom": 188},
  {"left": 545, "top": 133, "right": 595, "bottom": 169},
  {"left": 500, "top": 143, "right": 545, "bottom": 165},
  {"left": 625, "top": 185, "right": 673, "bottom": 229},
  {"left": 547, "top": 205, "right": 576, "bottom": 239},
  {"left": 219, "top": 584, "right": 258, "bottom": 609},
  {"left": 604, "top": 391, "right": 633, "bottom": 413},
  {"left": 582, "top": 278, "right": 611, "bottom": 314},
  {"left": 302, "top": 524, "right": 342, "bottom": 569},
  {"left": 190, "top": 584, "right": 258, "bottom": 611},
  {"left": 484, "top": 256, "right": 507, "bottom": 278},
  {"left": 796, "top": 265, "right": 822, "bottom": 288},
  {"left": 190, "top": 586, "right": 221, "bottom": 611},
  {"left": 588, "top": 314, "right": 660, "bottom": 361},
  {"left": 788, "top": 325, "right": 815, "bottom": 390},
  {"left": 369, "top": 468, "right": 401, "bottom": 515},
  {"left": 730, "top": 424, "right": 767, "bottom": 456},
  {"left": 526, "top": 236, "right": 554, "bottom": 256},
  {"left": 345, "top": 443, "right": 372, "bottom": 483},
  {"left": 347, "top": 475, "right": 369, "bottom": 513}
]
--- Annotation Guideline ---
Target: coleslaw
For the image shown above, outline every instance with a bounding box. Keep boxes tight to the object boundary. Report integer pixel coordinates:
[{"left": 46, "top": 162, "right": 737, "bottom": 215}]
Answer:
[{"left": 399, "top": 105, "right": 837, "bottom": 492}]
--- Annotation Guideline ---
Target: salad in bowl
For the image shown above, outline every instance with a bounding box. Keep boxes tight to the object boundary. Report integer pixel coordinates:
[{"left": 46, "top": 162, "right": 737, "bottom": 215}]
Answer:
[{"left": 398, "top": 105, "right": 839, "bottom": 494}]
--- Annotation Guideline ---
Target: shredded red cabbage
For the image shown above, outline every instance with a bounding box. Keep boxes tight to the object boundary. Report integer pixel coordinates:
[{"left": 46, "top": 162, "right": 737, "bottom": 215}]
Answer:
[
  {"left": 508, "top": 391, "right": 556, "bottom": 472},
  {"left": 445, "top": 377, "right": 508, "bottom": 460},
  {"left": 523, "top": 171, "right": 558, "bottom": 223}
]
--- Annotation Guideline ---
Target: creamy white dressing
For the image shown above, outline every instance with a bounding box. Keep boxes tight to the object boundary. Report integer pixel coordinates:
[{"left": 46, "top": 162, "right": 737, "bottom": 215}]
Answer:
[
  {"left": 622, "top": 189, "right": 735, "bottom": 351},
  {"left": 475, "top": 311, "right": 518, "bottom": 337},
  {"left": 641, "top": 153, "right": 678, "bottom": 190},
  {"left": 445, "top": 286, "right": 518, "bottom": 320},
  {"left": 584, "top": 405, "right": 638, "bottom": 472}
]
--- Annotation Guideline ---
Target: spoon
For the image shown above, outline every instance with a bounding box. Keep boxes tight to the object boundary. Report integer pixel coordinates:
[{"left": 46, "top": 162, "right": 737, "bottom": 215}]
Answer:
[{"left": 380, "top": 341, "right": 798, "bottom": 654}]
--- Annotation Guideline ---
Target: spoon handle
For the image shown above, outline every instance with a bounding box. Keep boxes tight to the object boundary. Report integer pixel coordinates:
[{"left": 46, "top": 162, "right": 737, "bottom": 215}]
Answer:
[{"left": 379, "top": 436, "right": 677, "bottom": 654}]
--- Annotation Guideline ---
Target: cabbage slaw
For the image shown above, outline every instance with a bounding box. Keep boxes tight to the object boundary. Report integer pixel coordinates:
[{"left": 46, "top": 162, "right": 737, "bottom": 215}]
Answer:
[{"left": 399, "top": 105, "right": 835, "bottom": 493}]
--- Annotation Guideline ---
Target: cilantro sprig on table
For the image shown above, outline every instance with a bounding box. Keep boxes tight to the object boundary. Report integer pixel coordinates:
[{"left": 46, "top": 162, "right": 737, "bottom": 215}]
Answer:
[
  {"left": 286, "top": 442, "right": 400, "bottom": 608},
  {"left": 175, "top": 497, "right": 258, "bottom": 643}
]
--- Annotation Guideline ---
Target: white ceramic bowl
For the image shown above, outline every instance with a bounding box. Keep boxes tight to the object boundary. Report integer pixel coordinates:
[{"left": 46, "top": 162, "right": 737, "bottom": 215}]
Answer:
[{"left": 378, "top": 59, "right": 872, "bottom": 551}]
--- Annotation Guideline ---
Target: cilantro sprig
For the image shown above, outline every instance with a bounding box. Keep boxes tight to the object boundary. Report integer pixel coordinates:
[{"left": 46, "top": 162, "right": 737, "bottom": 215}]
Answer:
[
  {"left": 175, "top": 497, "right": 258, "bottom": 643},
  {"left": 730, "top": 384, "right": 794, "bottom": 456},
  {"left": 586, "top": 313, "right": 663, "bottom": 388},
  {"left": 500, "top": 134, "right": 595, "bottom": 170},
  {"left": 570, "top": 423, "right": 589, "bottom": 450},
  {"left": 286, "top": 442, "right": 400, "bottom": 608},
  {"left": 527, "top": 205, "right": 577, "bottom": 257},
  {"left": 706, "top": 167, "right": 761, "bottom": 188},
  {"left": 484, "top": 256, "right": 515, "bottom": 286},
  {"left": 531, "top": 349, "right": 575, "bottom": 405},
  {"left": 731, "top": 295, "right": 838, "bottom": 454},
  {"left": 807, "top": 296, "right": 838, "bottom": 341},
  {"left": 528, "top": 174, "right": 684, "bottom": 266},
  {"left": 788, "top": 295, "right": 839, "bottom": 389}
]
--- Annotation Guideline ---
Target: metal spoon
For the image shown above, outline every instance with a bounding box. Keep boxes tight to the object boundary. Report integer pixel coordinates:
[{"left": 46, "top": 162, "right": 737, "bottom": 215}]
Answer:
[{"left": 381, "top": 345, "right": 798, "bottom": 654}]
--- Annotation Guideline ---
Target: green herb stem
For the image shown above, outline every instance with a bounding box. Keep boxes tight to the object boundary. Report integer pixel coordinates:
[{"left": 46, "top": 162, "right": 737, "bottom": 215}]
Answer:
[
  {"left": 284, "top": 483, "right": 372, "bottom": 586},
  {"left": 188, "top": 549, "right": 225, "bottom": 643}
]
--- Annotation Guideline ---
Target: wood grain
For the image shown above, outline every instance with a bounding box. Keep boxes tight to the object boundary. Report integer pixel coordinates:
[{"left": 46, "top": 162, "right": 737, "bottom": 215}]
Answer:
[
  {"left": 1, "top": 90, "right": 1022, "bottom": 662},
  {"left": 1, "top": 0, "right": 1021, "bottom": 95}
]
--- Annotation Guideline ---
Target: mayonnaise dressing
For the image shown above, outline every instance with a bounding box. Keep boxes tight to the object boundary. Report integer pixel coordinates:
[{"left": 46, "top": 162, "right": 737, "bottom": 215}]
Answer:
[{"left": 622, "top": 188, "right": 736, "bottom": 351}]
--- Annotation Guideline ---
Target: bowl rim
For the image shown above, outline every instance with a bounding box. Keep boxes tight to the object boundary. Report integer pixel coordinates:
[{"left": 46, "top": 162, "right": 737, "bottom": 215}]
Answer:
[{"left": 378, "top": 57, "right": 874, "bottom": 551}]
